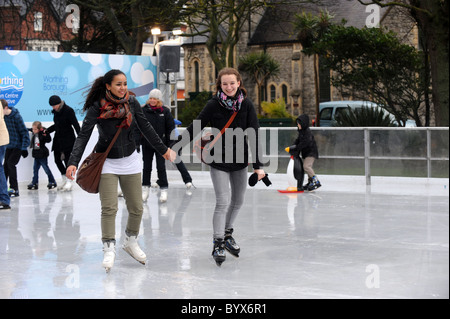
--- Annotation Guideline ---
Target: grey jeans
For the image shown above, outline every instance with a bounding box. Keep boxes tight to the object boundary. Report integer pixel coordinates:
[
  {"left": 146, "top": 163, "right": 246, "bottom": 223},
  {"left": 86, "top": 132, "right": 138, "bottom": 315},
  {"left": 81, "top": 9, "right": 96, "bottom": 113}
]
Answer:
[{"left": 210, "top": 167, "right": 248, "bottom": 239}]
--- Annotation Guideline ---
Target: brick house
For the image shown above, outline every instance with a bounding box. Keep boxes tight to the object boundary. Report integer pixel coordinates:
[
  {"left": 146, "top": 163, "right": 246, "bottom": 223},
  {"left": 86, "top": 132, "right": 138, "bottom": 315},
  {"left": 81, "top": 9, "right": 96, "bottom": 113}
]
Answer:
[
  {"left": 0, "top": 0, "right": 75, "bottom": 52},
  {"left": 182, "top": 0, "right": 419, "bottom": 121}
]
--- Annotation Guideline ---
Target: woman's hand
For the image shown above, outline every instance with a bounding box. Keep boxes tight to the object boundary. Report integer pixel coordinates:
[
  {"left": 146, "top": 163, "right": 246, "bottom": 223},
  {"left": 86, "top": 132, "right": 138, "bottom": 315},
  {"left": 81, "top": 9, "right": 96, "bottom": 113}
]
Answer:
[
  {"left": 163, "top": 148, "right": 177, "bottom": 162},
  {"left": 254, "top": 169, "right": 265, "bottom": 181},
  {"left": 66, "top": 165, "right": 77, "bottom": 180}
]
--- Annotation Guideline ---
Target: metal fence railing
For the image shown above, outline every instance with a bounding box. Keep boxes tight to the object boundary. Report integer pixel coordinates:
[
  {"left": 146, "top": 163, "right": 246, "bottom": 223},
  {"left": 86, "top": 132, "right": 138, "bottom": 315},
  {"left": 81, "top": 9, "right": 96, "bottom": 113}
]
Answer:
[{"left": 176, "top": 127, "right": 449, "bottom": 185}]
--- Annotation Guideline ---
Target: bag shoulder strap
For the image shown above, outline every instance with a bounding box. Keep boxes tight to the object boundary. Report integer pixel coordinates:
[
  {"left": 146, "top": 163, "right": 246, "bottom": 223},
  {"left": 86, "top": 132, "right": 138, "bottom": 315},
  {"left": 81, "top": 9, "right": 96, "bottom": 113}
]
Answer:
[
  {"left": 208, "top": 111, "right": 237, "bottom": 149},
  {"left": 105, "top": 127, "right": 122, "bottom": 154}
]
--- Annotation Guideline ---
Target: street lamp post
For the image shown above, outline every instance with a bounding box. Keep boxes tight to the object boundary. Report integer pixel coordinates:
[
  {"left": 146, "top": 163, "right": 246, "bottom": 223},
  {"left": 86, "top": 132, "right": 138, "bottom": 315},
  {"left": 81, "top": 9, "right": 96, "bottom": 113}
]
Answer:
[
  {"left": 150, "top": 27, "right": 183, "bottom": 119},
  {"left": 151, "top": 27, "right": 161, "bottom": 91}
]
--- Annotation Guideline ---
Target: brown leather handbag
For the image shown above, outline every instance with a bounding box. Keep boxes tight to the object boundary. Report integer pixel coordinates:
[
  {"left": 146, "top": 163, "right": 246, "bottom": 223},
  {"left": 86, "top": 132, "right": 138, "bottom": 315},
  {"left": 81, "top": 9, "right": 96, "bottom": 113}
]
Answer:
[{"left": 76, "top": 127, "right": 122, "bottom": 193}]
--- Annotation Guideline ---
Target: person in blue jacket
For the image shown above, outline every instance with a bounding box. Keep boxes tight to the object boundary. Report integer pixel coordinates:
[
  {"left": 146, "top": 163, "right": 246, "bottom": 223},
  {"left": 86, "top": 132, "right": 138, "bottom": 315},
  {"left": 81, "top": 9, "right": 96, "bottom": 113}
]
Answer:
[{"left": 1, "top": 99, "right": 30, "bottom": 197}]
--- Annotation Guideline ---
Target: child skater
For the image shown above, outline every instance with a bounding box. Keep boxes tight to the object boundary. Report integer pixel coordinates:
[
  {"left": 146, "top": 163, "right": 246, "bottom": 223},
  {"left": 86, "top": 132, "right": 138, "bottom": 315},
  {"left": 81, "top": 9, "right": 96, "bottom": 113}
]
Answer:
[
  {"left": 27, "top": 121, "right": 57, "bottom": 190},
  {"left": 293, "top": 114, "right": 321, "bottom": 191}
]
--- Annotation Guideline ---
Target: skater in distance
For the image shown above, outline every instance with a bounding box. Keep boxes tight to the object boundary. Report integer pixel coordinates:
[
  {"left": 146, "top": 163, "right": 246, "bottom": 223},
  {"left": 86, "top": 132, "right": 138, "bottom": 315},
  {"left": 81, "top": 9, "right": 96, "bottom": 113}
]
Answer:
[
  {"left": 66, "top": 69, "right": 177, "bottom": 272},
  {"left": 45, "top": 95, "right": 80, "bottom": 192},
  {"left": 292, "top": 114, "right": 321, "bottom": 191}
]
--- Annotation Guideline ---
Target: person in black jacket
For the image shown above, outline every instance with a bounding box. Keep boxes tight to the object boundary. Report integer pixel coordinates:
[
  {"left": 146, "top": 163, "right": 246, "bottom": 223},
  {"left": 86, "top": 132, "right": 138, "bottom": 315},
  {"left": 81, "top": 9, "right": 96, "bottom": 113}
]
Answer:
[
  {"left": 27, "top": 121, "right": 57, "bottom": 190},
  {"left": 46, "top": 95, "right": 80, "bottom": 191},
  {"left": 293, "top": 114, "right": 321, "bottom": 191},
  {"left": 65, "top": 69, "right": 176, "bottom": 272},
  {"left": 138, "top": 88, "right": 175, "bottom": 203},
  {"left": 172, "top": 67, "right": 265, "bottom": 266}
]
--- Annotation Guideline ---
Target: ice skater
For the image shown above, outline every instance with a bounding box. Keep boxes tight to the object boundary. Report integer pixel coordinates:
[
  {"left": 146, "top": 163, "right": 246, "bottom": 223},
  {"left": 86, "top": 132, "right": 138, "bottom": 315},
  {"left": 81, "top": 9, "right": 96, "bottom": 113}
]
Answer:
[
  {"left": 0, "top": 102, "right": 11, "bottom": 210},
  {"left": 172, "top": 67, "right": 265, "bottom": 266},
  {"left": 1, "top": 99, "right": 30, "bottom": 198},
  {"left": 137, "top": 88, "right": 175, "bottom": 203},
  {"left": 292, "top": 114, "right": 321, "bottom": 191},
  {"left": 65, "top": 69, "right": 176, "bottom": 272},
  {"left": 27, "top": 121, "right": 57, "bottom": 190},
  {"left": 45, "top": 95, "right": 80, "bottom": 191}
]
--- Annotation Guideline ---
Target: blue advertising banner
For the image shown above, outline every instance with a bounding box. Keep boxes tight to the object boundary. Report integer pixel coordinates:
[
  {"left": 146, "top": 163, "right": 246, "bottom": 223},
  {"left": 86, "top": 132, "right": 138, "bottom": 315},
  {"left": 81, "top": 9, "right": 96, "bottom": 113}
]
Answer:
[{"left": 0, "top": 50, "right": 156, "bottom": 122}]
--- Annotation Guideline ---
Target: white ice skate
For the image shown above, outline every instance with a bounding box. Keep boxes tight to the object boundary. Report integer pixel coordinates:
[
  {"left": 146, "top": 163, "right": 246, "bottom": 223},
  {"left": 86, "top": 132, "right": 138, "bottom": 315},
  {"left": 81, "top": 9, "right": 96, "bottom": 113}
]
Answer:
[
  {"left": 102, "top": 241, "right": 116, "bottom": 273},
  {"left": 151, "top": 182, "right": 159, "bottom": 189},
  {"left": 58, "top": 175, "right": 67, "bottom": 190},
  {"left": 122, "top": 235, "right": 147, "bottom": 265},
  {"left": 62, "top": 179, "right": 73, "bottom": 191},
  {"left": 142, "top": 186, "right": 150, "bottom": 202},
  {"left": 159, "top": 189, "right": 168, "bottom": 203}
]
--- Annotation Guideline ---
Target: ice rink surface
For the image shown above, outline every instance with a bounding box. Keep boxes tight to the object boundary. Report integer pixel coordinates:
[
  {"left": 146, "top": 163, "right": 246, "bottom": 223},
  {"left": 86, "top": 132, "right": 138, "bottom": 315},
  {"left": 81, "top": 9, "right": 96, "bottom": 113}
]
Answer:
[{"left": 0, "top": 171, "right": 448, "bottom": 300}]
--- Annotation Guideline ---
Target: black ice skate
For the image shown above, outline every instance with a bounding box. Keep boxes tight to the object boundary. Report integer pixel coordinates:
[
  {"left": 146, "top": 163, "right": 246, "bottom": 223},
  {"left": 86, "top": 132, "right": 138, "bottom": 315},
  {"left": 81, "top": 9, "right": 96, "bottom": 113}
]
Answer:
[
  {"left": 212, "top": 238, "right": 226, "bottom": 266},
  {"left": 307, "top": 176, "right": 321, "bottom": 191},
  {"left": 47, "top": 182, "right": 57, "bottom": 189},
  {"left": 27, "top": 183, "right": 38, "bottom": 190},
  {"left": 224, "top": 229, "right": 240, "bottom": 258},
  {"left": 304, "top": 177, "right": 313, "bottom": 190}
]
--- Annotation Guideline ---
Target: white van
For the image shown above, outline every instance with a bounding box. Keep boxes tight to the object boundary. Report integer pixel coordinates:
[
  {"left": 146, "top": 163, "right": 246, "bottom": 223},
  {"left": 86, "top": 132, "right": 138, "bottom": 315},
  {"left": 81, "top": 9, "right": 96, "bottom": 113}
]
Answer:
[{"left": 318, "top": 101, "right": 416, "bottom": 127}]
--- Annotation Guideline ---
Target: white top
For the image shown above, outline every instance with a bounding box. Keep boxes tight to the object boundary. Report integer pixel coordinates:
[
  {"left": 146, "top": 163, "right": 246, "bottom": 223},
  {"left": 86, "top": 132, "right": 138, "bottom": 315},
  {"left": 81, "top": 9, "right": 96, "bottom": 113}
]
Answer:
[{"left": 101, "top": 150, "right": 142, "bottom": 175}]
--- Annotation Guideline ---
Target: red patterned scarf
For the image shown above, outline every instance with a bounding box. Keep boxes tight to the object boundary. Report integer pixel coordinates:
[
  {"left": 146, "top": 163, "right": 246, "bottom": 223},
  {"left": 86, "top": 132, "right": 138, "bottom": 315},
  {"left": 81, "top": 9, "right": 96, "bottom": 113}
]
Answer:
[{"left": 98, "top": 90, "right": 132, "bottom": 128}]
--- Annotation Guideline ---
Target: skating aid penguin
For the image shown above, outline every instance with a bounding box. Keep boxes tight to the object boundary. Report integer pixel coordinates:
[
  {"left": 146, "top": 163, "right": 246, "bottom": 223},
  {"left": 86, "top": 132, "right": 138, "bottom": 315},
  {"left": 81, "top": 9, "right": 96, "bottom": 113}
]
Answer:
[{"left": 277, "top": 144, "right": 305, "bottom": 193}]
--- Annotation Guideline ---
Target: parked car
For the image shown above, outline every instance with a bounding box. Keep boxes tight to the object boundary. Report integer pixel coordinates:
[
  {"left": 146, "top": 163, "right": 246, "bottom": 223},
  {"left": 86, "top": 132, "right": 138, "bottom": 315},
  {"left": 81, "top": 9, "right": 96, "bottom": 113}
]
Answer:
[{"left": 317, "top": 100, "right": 416, "bottom": 127}]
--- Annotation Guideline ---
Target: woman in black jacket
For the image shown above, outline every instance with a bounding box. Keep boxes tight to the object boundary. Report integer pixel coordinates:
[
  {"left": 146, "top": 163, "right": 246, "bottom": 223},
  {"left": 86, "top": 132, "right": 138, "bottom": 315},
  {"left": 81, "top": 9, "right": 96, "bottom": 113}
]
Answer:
[
  {"left": 138, "top": 88, "right": 175, "bottom": 203},
  {"left": 173, "top": 67, "right": 265, "bottom": 266},
  {"left": 66, "top": 69, "right": 176, "bottom": 272}
]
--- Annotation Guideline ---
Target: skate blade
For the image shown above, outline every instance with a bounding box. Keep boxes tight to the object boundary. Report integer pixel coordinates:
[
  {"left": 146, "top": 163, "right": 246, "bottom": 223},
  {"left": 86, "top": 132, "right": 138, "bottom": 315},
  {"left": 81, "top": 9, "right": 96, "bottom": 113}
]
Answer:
[
  {"left": 213, "top": 256, "right": 226, "bottom": 267},
  {"left": 225, "top": 248, "right": 240, "bottom": 258},
  {"left": 123, "top": 247, "right": 147, "bottom": 265}
]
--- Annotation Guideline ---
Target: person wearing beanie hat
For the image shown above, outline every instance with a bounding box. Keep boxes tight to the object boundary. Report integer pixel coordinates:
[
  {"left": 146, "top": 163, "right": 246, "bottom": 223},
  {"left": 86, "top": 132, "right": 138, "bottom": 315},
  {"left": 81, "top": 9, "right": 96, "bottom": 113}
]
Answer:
[
  {"left": 49, "top": 95, "right": 62, "bottom": 106},
  {"left": 45, "top": 95, "right": 81, "bottom": 191},
  {"left": 148, "top": 88, "right": 163, "bottom": 102},
  {"left": 137, "top": 88, "right": 176, "bottom": 203}
]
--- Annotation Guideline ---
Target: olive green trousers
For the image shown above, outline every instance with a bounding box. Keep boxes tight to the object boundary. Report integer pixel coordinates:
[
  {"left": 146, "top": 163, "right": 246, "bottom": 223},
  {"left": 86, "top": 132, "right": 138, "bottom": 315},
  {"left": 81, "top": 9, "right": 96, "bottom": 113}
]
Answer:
[{"left": 98, "top": 173, "right": 143, "bottom": 242}]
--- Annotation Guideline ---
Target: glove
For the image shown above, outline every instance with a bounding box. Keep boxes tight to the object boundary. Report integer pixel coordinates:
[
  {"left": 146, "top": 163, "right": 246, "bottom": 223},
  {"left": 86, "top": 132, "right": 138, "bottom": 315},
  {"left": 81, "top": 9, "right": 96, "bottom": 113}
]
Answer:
[
  {"left": 21, "top": 150, "right": 29, "bottom": 158},
  {"left": 248, "top": 173, "right": 272, "bottom": 187}
]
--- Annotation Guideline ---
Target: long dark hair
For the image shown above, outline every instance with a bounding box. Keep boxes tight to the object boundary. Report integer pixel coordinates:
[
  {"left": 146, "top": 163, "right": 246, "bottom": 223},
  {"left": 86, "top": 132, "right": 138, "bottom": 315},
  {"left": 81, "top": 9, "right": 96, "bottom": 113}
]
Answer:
[{"left": 83, "top": 69, "right": 125, "bottom": 111}]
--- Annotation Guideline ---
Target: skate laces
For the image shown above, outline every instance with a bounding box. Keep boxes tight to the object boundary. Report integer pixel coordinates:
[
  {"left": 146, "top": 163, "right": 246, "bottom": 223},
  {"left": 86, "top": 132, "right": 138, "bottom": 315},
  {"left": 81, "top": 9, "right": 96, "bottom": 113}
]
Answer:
[{"left": 213, "top": 239, "right": 225, "bottom": 255}]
